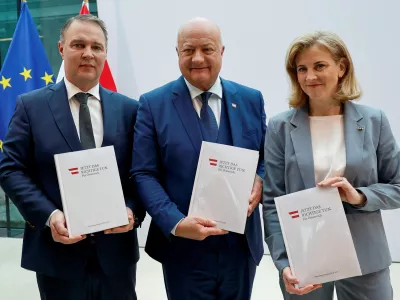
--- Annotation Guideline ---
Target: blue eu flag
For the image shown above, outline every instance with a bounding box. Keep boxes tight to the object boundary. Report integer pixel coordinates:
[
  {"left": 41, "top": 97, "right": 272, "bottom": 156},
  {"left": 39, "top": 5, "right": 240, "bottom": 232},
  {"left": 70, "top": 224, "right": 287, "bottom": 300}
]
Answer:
[{"left": 0, "top": 1, "right": 54, "bottom": 153}]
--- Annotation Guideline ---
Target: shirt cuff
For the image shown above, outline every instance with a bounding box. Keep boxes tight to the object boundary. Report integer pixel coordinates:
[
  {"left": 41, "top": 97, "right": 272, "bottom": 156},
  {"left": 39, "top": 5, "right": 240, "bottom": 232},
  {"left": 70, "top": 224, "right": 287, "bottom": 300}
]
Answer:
[
  {"left": 170, "top": 218, "right": 185, "bottom": 235},
  {"left": 46, "top": 209, "right": 60, "bottom": 227}
]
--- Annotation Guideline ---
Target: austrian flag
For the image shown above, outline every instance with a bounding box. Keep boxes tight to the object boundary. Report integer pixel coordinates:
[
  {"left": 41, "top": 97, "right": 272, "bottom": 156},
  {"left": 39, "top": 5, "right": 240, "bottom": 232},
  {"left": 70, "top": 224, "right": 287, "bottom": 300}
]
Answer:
[
  {"left": 289, "top": 210, "right": 300, "bottom": 219},
  {"left": 68, "top": 168, "right": 79, "bottom": 175},
  {"left": 209, "top": 158, "right": 218, "bottom": 166}
]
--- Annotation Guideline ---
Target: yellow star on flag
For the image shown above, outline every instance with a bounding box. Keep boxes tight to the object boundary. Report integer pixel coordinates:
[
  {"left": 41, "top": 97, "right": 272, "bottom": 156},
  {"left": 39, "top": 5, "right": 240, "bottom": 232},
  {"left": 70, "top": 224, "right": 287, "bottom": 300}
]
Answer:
[
  {"left": 41, "top": 72, "right": 54, "bottom": 86},
  {"left": 20, "top": 68, "right": 32, "bottom": 81},
  {"left": 0, "top": 140, "right": 3, "bottom": 152},
  {"left": 0, "top": 76, "right": 12, "bottom": 90}
]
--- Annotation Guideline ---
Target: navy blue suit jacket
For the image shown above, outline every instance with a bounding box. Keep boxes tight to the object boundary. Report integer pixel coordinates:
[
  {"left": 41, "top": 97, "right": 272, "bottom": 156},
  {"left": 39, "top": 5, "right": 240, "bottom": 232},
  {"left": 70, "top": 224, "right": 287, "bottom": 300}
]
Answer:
[
  {"left": 131, "top": 77, "right": 266, "bottom": 265},
  {"left": 0, "top": 81, "right": 145, "bottom": 279}
]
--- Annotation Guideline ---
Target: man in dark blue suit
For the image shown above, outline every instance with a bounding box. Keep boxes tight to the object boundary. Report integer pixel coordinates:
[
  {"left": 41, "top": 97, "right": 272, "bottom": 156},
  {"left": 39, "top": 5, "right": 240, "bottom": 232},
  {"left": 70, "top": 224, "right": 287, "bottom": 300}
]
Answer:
[
  {"left": 131, "top": 17, "right": 266, "bottom": 299},
  {"left": 0, "top": 15, "right": 144, "bottom": 300}
]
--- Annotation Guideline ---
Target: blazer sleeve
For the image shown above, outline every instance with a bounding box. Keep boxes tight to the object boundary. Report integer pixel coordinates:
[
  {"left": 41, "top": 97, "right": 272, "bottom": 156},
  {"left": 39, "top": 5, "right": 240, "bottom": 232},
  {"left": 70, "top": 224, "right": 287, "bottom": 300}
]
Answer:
[
  {"left": 262, "top": 118, "right": 289, "bottom": 273},
  {"left": 256, "top": 91, "right": 267, "bottom": 178},
  {"left": 357, "top": 110, "right": 400, "bottom": 211},
  {"left": 124, "top": 186, "right": 146, "bottom": 226},
  {"left": 0, "top": 96, "right": 58, "bottom": 228},
  {"left": 130, "top": 95, "right": 185, "bottom": 236},
  {"left": 123, "top": 101, "right": 146, "bottom": 226}
]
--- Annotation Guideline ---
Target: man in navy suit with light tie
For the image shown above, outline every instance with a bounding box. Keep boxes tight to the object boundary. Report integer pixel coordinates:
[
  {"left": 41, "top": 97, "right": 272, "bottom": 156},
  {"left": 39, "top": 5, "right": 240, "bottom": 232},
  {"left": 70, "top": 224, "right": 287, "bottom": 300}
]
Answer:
[
  {"left": 0, "top": 15, "right": 144, "bottom": 300},
  {"left": 131, "top": 17, "right": 267, "bottom": 299}
]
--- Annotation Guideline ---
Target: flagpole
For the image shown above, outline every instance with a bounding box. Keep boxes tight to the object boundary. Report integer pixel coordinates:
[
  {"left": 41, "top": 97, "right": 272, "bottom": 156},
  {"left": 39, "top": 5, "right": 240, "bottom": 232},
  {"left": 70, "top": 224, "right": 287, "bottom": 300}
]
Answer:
[
  {"left": 17, "top": 0, "right": 27, "bottom": 17},
  {"left": 17, "top": 1, "right": 22, "bottom": 17}
]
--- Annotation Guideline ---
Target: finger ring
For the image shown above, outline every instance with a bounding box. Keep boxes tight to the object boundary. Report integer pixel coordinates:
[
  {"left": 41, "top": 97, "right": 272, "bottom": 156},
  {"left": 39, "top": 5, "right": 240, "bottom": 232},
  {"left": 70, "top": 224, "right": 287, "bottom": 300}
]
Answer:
[{"left": 340, "top": 177, "right": 345, "bottom": 181}]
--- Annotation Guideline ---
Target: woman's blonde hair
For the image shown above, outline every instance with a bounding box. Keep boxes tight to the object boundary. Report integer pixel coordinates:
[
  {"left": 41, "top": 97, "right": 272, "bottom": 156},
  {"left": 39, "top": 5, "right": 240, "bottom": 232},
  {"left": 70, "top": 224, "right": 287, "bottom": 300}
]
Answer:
[{"left": 286, "top": 31, "right": 361, "bottom": 108}]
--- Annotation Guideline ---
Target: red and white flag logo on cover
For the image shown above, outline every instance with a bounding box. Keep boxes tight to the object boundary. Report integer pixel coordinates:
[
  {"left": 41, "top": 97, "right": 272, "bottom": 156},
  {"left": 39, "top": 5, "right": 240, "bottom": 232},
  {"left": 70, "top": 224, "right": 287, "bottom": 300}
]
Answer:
[
  {"left": 68, "top": 168, "right": 79, "bottom": 175},
  {"left": 209, "top": 158, "right": 218, "bottom": 166},
  {"left": 289, "top": 210, "right": 300, "bottom": 219}
]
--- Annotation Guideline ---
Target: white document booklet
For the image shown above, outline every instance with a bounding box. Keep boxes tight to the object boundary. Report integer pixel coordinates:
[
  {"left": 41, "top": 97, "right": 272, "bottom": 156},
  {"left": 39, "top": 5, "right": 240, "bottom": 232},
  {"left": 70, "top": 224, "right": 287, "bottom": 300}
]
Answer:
[
  {"left": 54, "top": 146, "right": 128, "bottom": 237},
  {"left": 188, "top": 142, "right": 259, "bottom": 234},
  {"left": 275, "top": 187, "right": 362, "bottom": 287}
]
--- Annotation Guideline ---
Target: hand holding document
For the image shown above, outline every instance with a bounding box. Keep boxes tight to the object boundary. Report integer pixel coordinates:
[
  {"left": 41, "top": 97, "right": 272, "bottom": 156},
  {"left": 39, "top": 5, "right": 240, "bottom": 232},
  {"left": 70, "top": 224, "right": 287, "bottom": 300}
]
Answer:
[
  {"left": 49, "top": 210, "right": 87, "bottom": 244},
  {"left": 54, "top": 146, "right": 128, "bottom": 237},
  {"left": 188, "top": 142, "right": 259, "bottom": 234},
  {"left": 174, "top": 216, "right": 228, "bottom": 241},
  {"left": 275, "top": 187, "right": 361, "bottom": 287}
]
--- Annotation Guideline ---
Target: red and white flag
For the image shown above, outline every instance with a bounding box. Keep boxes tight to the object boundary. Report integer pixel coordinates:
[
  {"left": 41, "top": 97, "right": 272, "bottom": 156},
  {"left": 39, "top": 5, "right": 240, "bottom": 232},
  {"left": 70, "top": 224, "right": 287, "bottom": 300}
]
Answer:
[
  {"left": 56, "top": 0, "right": 117, "bottom": 91},
  {"left": 288, "top": 210, "right": 300, "bottom": 219},
  {"left": 68, "top": 167, "right": 79, "bottom": 175},
  {"left": 209, "top": 158, "right": 218, "bottom": 166}
]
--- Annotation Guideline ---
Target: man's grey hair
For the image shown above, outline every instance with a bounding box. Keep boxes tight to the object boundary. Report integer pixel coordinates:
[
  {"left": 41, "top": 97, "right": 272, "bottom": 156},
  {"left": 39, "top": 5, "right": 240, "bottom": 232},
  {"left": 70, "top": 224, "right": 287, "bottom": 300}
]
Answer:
[{"left": 59, "top": 14, "right": 108, "bottom": 47}]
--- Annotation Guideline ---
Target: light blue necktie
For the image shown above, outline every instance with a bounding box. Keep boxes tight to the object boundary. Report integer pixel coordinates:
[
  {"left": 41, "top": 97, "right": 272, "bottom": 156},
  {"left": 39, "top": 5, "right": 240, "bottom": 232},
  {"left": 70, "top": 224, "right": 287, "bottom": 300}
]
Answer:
[{"left": 200, "top": 92, "right": 218, "bottom": 142}]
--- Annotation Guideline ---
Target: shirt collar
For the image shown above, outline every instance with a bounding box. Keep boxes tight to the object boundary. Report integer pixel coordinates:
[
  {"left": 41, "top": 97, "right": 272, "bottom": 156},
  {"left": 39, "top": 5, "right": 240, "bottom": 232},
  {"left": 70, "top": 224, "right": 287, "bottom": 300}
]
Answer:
[
  {"left": 64, "top": 78, "right": 101, "bottom": 101},
  {"left": 184, "top": 77, "right": 223, "bottom": 100}
]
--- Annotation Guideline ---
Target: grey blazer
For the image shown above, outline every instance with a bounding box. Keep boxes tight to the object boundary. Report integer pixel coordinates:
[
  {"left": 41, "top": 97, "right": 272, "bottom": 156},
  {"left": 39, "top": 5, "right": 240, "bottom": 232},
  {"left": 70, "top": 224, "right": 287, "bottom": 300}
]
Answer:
[{"left": 263, "top": 101, "right": 400, "bottom": 276}]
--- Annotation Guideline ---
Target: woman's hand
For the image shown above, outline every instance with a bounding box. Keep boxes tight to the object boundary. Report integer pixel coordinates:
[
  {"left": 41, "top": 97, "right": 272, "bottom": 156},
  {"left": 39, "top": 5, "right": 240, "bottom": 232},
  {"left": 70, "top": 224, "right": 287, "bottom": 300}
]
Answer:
[
  {"left": 282, "top": 267, "right": 322, "bottom": 295},
  {"left": 317, "top": 177, "right": 366, "bottom": 206}
]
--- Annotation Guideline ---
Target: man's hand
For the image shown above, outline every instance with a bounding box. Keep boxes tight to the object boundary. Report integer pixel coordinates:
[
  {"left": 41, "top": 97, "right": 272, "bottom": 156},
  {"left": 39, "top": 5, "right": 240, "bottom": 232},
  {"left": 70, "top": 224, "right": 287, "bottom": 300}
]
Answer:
[
  {"left": 49, "top": 210, "right": 86, "bottom": 244},
  {"left": 104, "top": 207, "right": 135, "bottom": 234},
  {"left": 282, "top": 267, "right": 322, "bottom": 295},
  {"left": 175, "top": 216, "right": 228, "bottom": 241},
  {"left": 248, "top": 174, "right": 263, "bottom": 216}
]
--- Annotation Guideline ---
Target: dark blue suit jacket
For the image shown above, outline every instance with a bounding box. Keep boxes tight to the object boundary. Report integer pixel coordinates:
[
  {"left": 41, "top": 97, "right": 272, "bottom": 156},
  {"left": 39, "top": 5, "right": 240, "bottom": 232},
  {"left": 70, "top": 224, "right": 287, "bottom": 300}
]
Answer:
[
  {"left": 0, "top": 81, "right": 145, "bottom": 279},
  {"left": 131, "top": 76, "right": 266, "bottom": 265}
]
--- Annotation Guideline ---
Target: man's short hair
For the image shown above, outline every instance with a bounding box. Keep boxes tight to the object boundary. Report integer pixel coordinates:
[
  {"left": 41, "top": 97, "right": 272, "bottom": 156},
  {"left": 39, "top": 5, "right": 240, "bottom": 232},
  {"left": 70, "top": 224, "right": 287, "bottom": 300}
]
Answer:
[{"left": 60, "top": 14, "right": 108, "bottom": 47}]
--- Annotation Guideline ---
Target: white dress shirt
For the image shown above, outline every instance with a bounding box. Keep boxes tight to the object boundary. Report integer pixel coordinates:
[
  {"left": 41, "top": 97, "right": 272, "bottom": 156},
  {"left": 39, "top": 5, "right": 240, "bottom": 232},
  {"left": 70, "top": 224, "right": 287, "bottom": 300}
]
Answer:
[
  {"left": 184, "top": 77, "right": 223, "bottom": 127},
  {"left": 64, "top": 78, "right": 104, "bottom": 148},
  {"left": 47, "top": 79, "right": 104, "bottom": 226},
  {"left": 309, "top": 115, "right": 346, "bottom": 184}
]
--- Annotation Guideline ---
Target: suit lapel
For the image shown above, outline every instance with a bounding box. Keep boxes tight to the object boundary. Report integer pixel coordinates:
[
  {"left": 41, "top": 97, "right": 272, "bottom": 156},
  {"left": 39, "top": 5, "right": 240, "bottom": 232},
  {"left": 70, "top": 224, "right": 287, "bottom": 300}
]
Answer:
[
  {"left": 172, "top": 76, "right": 203, "bottom": 155},
  {"left": 221, "top": 79, "right": 243, "bottom": 146},
  {"left": 343, "top": 102, "right": 365, "bottom": 183},
  {"left": 100, "top": 87, "right": 117, "bottom": 147},
  {"left": 47, "top": 80, "right": 82, "bottom": 151},
  {"left": 290, "top": 106, "right": 316, "bottom": 188}
]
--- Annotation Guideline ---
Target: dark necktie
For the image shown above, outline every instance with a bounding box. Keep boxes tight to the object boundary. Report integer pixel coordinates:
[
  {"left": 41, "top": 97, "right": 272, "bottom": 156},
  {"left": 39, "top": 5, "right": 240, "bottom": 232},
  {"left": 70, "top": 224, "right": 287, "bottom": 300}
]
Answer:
[
  {"left": 200, "top": 92, "right": 218, "bottom": 142},
  {"left": 75, "top": 92, "right": 96, "bottom": 149}
]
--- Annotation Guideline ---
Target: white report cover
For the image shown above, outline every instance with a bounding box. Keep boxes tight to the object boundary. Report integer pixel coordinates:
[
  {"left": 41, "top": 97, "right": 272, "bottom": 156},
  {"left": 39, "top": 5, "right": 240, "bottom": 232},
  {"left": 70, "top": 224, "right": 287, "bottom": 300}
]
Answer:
[
  {"left": 275, "top": 187, "right": 362, "bottom": 287},
  {"left": 54, "top": 146, "right": 128, "bottom": 236},
  {"left": 188, "top": 142, "right": 259, "bottom": 234}
]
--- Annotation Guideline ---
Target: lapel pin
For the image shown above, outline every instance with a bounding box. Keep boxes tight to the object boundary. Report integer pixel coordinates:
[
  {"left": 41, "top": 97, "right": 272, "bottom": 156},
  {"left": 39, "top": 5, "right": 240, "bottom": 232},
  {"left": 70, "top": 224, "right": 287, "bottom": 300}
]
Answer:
[
  {"left": 357, "top": 126, "right": 364, "bottom": 131},
  {"left": 232, "top": 103, "right": 237, "bottom": 108}
]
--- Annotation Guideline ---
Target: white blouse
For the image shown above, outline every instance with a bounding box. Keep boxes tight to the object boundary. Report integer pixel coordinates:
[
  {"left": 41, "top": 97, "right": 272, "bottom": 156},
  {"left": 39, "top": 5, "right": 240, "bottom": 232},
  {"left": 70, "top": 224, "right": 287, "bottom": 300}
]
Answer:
[{"left": 309, "top": 115, "right": 346, "bottom": 184}]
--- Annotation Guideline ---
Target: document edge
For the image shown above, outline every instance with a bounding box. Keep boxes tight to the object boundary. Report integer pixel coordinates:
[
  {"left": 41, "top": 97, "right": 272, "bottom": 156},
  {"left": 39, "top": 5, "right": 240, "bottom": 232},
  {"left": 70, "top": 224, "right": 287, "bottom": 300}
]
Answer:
[
  {"left": 275, "top": 197, "right": 298, "bottom": 281},
  {"left": 188, "top": 141, "right": 206, "bottom": 215},
  {"left": 54, "top": 154, "right": 73, "bottom": 237}
]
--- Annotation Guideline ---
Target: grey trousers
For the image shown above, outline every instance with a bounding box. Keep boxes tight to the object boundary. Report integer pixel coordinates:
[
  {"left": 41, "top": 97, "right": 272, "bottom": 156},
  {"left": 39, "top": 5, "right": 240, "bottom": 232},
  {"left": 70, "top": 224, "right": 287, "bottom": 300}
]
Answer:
[{"left": 279, "top": 268, "right": 393, "bottom": 300}]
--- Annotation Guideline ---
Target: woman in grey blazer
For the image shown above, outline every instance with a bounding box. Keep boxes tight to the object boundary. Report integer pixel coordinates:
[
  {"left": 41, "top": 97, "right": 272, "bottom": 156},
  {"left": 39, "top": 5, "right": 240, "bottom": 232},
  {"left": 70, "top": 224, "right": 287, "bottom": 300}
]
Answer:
[{"left": 263, "top": 31, "right": 400, "bottom": 300}]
